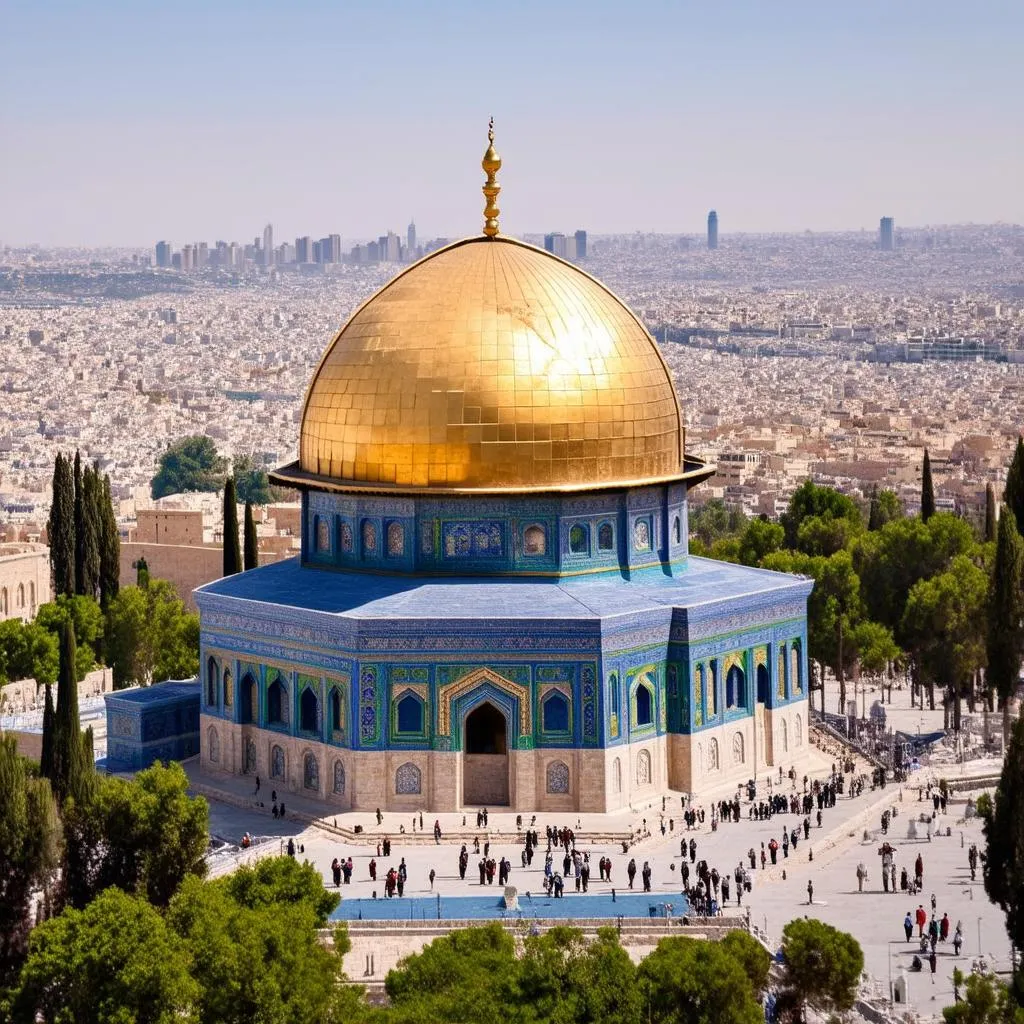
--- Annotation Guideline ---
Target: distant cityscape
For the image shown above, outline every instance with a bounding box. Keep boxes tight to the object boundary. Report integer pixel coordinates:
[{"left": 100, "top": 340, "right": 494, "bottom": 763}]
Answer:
[{"left": 155, "top": 224, "right": 590, "bottom": 273}]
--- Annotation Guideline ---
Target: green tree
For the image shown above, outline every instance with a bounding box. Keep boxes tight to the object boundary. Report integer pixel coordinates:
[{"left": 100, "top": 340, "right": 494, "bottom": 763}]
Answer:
[
  {"left": 781, "top": 480, "right": 864, "bottom": 554},
  {"left": 720, "top": 929, "right": 772, "bottom": 996},
  {"left": 776, "top": 918, "right": 863, "bottom": 1022},
  {"left": 0, "top": 619, "right": 59, "bottom": 686},
  {"left": 922, "top": 448, "right": 937, "bottom": 522},
  {"left": 36, "top": 593, "right": 104, "bottom": 679},
  {"left": 99, "top": 473, "right": 120, "bottom": 608},
  {"left": 243, "top": 500, "right": 258, "bottom": 571},
  {"left": 78, "top": 462, "right": 102, "bottom": 600},
  {"left": 943, "top": 969, "right": 1024, "bottom": 1024},
  {"left": 738, "top": 517, "right": 784, "bottom": 566},
  {"left": 1005, "top": 437, "right": 1024, "bottom": 539},
  {"left": 7, "top": 886, "right": 199, "bottom": 1024},
  {"left": 105, "top": 580, "right": 199, "bottom": 687},
  {"left": 902, "top": 555, "right": 988, "bottom": 725},
  {"left": 983, "top": 714, "right": 1024, "bottom": 959},
  {"left": 0, "top": 735, "right": 62, "bottom": 989},
  {"left": 852, "top": 619, "right": 901, "bottom": 705},
  {"left": 385, "top": 922, "right": 518, "bottom": 1022},
  {"left": 73, "top": 450, "right": 85, "bottom": 596},
  {"left": 151, "top": 434, "right": 228, "bottom": 499},
  {"left": 47, "top": 452, "right": 75, "bottom": 597},
  {"left": 39, "top": 683, "right": 55, "bottom": 781},
  {"left": 689, "top": 499, "right": 733, "bottom": 548},
  {"left": 232, "top": 454, "right": 275, "bottom": 505},
  {"left": 48, "top": 621, "right": 94, "bottom": 806},
  {"left": 136, "top": 555, "right": 150, "bottom": 588},
  {"left": 869, "top": 488, "right": 902, "bottom": 531},
  {"left": 222, "top": 477, "right": 242, "bottom": 576},
  {"left": 61, "top": 761, "right": 208, "bottom": 910},
  {"left": 985, "top": 484, "right": 998, "bottom": 544},
  {"left": 638, "top": 935, "right": 763, "bottom": 1024},
  {"left": 987, "top": 507, "right": 1024, "bottom": 740}
]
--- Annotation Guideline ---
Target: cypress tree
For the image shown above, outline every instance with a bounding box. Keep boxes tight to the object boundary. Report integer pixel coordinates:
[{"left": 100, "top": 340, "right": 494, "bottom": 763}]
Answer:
[
  {"left": 47, "top": 453, "right": 76, "bottom": 597},
  {"left": 987, "top": 506, "right": 1024, "bottom": 743},
  {"left": 73, "top": 450, "right": 85, "bottom": 595},
  {"left": 222, "top": 478, "right": 241, "bottom": 576},
  {"left": 243, "top": 501, "right": 258, "bottom": 571},
  {"left": 51, "top": 621, "right": 82, "bottom": 804},
  {"left": 1004, "top": 436, "right": 1024, "bottom": 538},
  {"left": 921, "top": 448, "right": 936, "bottom": 522},
  {"left": 867, "top": 485, "right": 882, "bottom": 531},
  {"left": 99, "top": 474, "right": 120, "bottom": 608},
  {"left": 79, "top": 464, "right": 102, "bottom": 600},
  {"left": 985, "top": 483, "right": 998, "bottom": 544},
  {"left": 40, "top": 684, "right": 55, "bottom": 781}
]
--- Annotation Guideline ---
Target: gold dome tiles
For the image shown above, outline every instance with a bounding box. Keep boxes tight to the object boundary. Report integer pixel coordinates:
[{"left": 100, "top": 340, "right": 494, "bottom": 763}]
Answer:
[{"left": 300, "top": 236, "right": 683, "bottom": 492}]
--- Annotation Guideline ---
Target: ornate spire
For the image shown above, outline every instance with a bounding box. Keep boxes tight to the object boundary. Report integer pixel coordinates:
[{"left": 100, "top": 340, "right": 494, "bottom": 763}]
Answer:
[{"left": 482, "top": 117, "right": 501, "bottom": 238}]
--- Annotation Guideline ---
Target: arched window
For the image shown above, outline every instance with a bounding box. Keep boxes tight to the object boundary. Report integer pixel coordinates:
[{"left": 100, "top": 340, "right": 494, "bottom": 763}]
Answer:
[
  {"left": 207, "top": 726, "right": 220, "bottom": 763},
  {"left": 779, "top": 719, "right": 789, "bottom": 753},
  {"left": 636, "top": 748, "right": 652, "bottom": 786},
  {"left": 524, "top": 524, "right": 546, "bottom": 556},
  {"left": 206, "top": 656, "right": 218, "bottom": 707},
  {"left": 732, "top": 732, "right": 744, "bottom": 765},
  {"left": 395, "top": 762, "right": 421, "bottom": 795},
  {"left": 708, "top": 738, "right": 720, "bottom": 771},
  {"left": 794, "top": 713, "right": 803, "bottom": 747},
  {"left": 300, "top": 686, "right": 320, "bottom": 734},
  {"left": 240, "top": 673, "right": 257, "bottom": 725},
  {"left": 756, "top": 663, "right": 770, "bottom": 704},
  {"left": 387, "top": 522, "right": 404, "bottom": 556},
  {"left": 316, "top": 516, "right": 330, "bottom": 553},
  {"left": 339, "top": 521, "right": 354, "bottom": 553},
  {"left": 270, "top": 745, "right": 285, "bottom": 780},
  {"left": 28, "top": 582, "right": 35, "bottom": 615},
  {"left": 546, "top": 761, "right": 570, "bottom": 794},
  {"left": 673, "top": 515, "right": 681, "bottom": 545},
  {"left": 635, "top": 682, "right": 653, "bottom": 727},
  {"left": 267, "top": 675, "right": 287, "bottom": 725},
  {"left": 223, "top": 669, "right": 233, "bottom": 708},
  {"left": 693, "top": 665, "right": 703, "bottom": 727},
  {"left": 303, "top": 752, "right": 319, "bottom": 791},
  {"left": 633, "top": 519, "right": 650, "bottom": 551},
  {"left": 330, "top": 687, "right": 343, "bottom": 736},
  {"left": 777, "top": 647, "right": 787, "bottom": 699},
  {"left": 726, "top": 665, "right": 746, "bottom": 708},
  {"left": 568, "top": 524, "right": 588, "bottom": 555},
  {"left": 362, "top": 520, "right": 377, "bottom": 556},
  {"left": 0, "top": 588, "right": 7, "bottom": 616},
  {"left": 791, "top": 645, "right": 801, "bottom": 693},
  {"left": 598, "top": 522, "right": 614, "bottom": 551},
  {"left": 705, "top": 663, "right": 716, "bottom": 718},
  {"left": 396, "top": 693, "right": 424, "bottom": 734},
  {"left": 16, "top": 583, "right": 24, "bottom": 608},
  {"left": 542, "top": 691, "right": 570, "bottom": 733},
  {"left": 612, "top": 757, "right": 622, "bottom": 793},
  {"left": 333, "top": 760, "right": 346, "bottom": 794},
  {"left": 609, "top": 673, "right": 620, "bottom": 738}
]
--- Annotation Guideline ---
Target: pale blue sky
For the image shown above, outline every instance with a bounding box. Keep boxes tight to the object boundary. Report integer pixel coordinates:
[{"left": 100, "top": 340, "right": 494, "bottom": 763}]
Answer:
[{"left": 2, "top": 0, "right": 1022, "bottom": 245}]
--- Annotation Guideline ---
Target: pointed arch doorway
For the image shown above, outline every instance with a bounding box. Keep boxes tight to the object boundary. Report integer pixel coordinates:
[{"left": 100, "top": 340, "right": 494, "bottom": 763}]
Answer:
[{"left": 463, "top": 702, "right": 510, "bottom": 806}]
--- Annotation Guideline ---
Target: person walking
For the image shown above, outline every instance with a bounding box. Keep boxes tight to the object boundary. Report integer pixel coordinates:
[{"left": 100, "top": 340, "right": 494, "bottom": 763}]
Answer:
[
  {"left": 856, "top": 862, "right": 866, "bottom": 893},
  {"left": 904, "top": 912, "right": 914, "bottom": 942},
  {"left": 807, "top": 879, "right": 814, "bottom": 905},
  {"left": 429, "top": 868, "right": 436, "bottom": 891},
  {"left": 642, "top": 861, "right": 652, "bottom": 893},
  {"left": 627, "top": 858, "right": 637, "bottom": 889},
  {"left": 953, "top": 922, "right": 963, "bottom": 956},
  {"left": 916, "top": 904, "right": 927, "bottom": 937}
]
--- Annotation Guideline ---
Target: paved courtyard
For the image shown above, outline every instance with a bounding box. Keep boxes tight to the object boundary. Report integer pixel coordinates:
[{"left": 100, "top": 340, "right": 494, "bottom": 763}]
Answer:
[{"left": 194, "top": 675, "right": 1009, "bottom": 1017}]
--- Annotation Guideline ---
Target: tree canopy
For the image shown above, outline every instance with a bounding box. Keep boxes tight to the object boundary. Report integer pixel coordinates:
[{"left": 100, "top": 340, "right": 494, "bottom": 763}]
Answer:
[
  {"left": 151, "top": 435, "right": 228, "bottom": 499},
  {"left": 776, "top": 918, "right": 864, "bottom": 1021}
]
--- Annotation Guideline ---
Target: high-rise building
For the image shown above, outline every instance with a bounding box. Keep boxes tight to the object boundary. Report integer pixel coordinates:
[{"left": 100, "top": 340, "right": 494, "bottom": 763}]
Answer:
[
  {"left": 707, "top": 210, "right": 718, "bottom": 250},
  {"left": 544, "top": 232, "right": 567, "bottom": 258},
  {"left": 386, "top": 231, "right": 402, "bottom": 262},
  {"left": 574, "top": 230, "right": 587, "bottom": 260},
  {"left": 155, "top": 241, "right": 172, "bottom": 268},
  {"left": 196, "top": 242, "right": 209, "bottom": 269},
  {"left": 407, "top": 220, "right": 416, "bottom": 255},
  {"left": 879, "top": 216, "right": 895, "bottom": 251},
  {"left": 263, "top": 224, "right": 274, "bottom": 266},
  {"left": 295, "top": 236, "right": 312, "bottom": 264}
]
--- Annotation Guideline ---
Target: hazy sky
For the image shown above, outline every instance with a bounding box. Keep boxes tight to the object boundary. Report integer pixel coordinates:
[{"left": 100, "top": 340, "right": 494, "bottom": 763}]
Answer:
[{"left": 2, "top": 0, "right": 1022, "bottom": 246}]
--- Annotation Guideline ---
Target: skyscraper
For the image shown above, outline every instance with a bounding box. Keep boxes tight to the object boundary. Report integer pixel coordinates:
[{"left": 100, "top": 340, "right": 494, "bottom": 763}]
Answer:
[
  {"left": 574, "top": 230, "right": 587, "bottom": 260},
  {"left": 295, "top": 236, "right": 312, "bottom": 264},
  {"left": 544, "top": 232, "right": 567, "bottom": 258},
  {"left": 155, "top": 241, "right": 171, "bottom": 268},
  {"left": 263, "top": 224, "right": 274, "bottom": 267},
  {"left": 879, "top": 216, "right": 895, "bottom": 251},
  {"left": 407, "top": 220, "right": 416, "bottom": 255},
  {"left": 707, "top": 210, "right": 718, "bottom": 250}
]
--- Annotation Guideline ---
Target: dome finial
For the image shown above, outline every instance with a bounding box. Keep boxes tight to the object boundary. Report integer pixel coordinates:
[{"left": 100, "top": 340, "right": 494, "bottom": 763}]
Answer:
[{"left": 481, "top": 117, "right": 501, "bottom": 238}]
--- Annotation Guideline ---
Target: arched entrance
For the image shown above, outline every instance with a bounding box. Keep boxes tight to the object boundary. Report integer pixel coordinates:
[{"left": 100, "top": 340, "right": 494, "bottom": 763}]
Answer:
[{"left": 463, "top": 702, "right": 509, "bottom": 806}]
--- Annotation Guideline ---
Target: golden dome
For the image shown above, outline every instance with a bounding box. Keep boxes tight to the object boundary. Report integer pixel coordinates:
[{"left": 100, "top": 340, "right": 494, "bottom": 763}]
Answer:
[{"left": 297, "top": 236, "right": 683, "bottom": 491}]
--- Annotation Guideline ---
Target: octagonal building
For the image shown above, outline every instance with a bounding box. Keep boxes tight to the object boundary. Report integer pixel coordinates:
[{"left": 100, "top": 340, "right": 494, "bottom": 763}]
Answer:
[{"left": 194, "top": 129, "right": 813, "bottom": 812}]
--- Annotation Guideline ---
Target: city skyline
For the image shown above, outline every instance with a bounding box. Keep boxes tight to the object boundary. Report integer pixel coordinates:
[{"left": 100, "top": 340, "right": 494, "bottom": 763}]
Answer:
[{"left": 2, "top": 1, "right": 1023, "bottom": 246}]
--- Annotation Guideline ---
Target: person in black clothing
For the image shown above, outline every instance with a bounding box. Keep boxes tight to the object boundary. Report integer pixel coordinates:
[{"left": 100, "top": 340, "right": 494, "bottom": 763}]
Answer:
[{"left": 627, "top": 858, "right": 637, "bottom": 889}]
